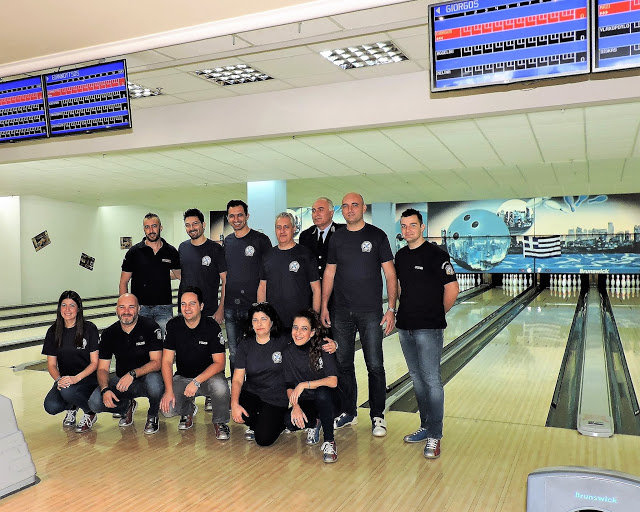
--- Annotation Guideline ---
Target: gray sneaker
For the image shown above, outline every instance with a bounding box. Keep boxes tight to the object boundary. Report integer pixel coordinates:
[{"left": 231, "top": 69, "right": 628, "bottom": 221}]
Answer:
[
  {"left": 306, "top": 419, "right": 322, "bottom": 445},
  {"left": 244, "top": 428, "right": 255, "bottom": 441},
  {"left": 372, "top": 416, "right": 387, "bottom": 437},
  {"left": 143, "top": 415, "right": 159, "bottom": 435},
  {"left": 424, "top": 438, "right": 441, "bottom": 459},
  {"left": 214, "top": 422, "right": 230, "bottom": 440},
  {"left": 321, "top": 441, "right": 338, "bottom": 463}
]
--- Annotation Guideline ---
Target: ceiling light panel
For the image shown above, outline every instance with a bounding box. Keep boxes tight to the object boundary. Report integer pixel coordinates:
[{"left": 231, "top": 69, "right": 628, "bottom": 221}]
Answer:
[
  {"left": 192, "top": 64, "right": 273, "bottom": 86},
  {"left": 320, "top": 41, "right": 408, "bottom": 70},
  {"left": 127, "top": 81, "right": 163, "bottom": 98}
]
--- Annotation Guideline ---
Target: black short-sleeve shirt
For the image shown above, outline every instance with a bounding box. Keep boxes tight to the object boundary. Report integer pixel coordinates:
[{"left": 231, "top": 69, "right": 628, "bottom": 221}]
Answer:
[
  {"left": 178, "top": 239, "right": 227, "bottom": 317},
  {"left": 42, "top": 320, "right": 99, "bottom": 377},
  {"left": 235, "top": 334, "right": 289, "bottom": 407},
  {"left": 224, "top": 229, "right": 272, "bottom": 311},
  {"left": 327, "top": 223, "right": 394, "bottom": 312},
  {"left": 98, "top": 316, "right": 163, "bottom": 377},
  {"left": 260, "top": 244, "right": 319, "bottom": 328},
  {"left": 121, "top": 238, "right": 180, "bottom": 306},
  {"left": 164, "top": 316, "right": 225, "bottom": 378},
  {"left": 395, "top": 242, "right": 457, "bottom": 330},
  {"left": 283, "top": 341, "right": 337, "bottom": 399}
]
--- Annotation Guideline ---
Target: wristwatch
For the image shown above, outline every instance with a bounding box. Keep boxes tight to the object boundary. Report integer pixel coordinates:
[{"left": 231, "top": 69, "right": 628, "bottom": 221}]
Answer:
[
  {"left": 129, "top": 369, "right": 137, "bottom": 379},
  {"left": 193, "top": 379, "right": 201, "bottom": 388},
  {"left": 388, "top": 307, "right": 397, "bottom": 314}
]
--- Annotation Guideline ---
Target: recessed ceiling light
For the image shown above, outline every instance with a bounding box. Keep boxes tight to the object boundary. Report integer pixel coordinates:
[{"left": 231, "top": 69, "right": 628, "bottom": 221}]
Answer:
[
  {"left": 320, "top": 41, "right": 408, "bottom": 70},
  {"left": 192, "top": 64, "right": 273, "bottom": 86},
  {"left": 127, "top": 81, "right": 163, "bottom": 99}
]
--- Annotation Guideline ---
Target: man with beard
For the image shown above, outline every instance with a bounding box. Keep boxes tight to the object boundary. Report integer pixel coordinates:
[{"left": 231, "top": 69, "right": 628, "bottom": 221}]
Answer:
[
  {"left": 88, "top": 293, "right": 164, "bottom": 434},
  {"left": 119, "top": 212, "right": 180, "bottom": 336},
  {"left": 178, "top": 208, "right": 226, "bottom": 324},
  {"left": 223, "top": 200, "right": 272, "bottom": 374}
]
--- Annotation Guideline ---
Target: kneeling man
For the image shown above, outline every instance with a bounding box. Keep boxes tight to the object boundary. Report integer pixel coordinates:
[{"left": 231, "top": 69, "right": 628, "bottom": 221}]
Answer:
[
  {"left": 88, "top": 293, "right": 164, "bottom": 434},
  {"left": 160, "top": 286, "right": 231, "bottom": 439}
]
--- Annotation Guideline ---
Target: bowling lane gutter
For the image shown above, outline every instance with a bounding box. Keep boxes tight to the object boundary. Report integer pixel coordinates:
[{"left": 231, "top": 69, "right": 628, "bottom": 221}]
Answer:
[{"left": 386, "top": 284, "right": 542, "bottom": 414}]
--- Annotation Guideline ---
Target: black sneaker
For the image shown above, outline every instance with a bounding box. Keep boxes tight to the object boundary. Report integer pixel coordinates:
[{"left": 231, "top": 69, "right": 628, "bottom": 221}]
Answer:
[
  {"left": 144, "top": 416, "right": 159, "bottom": 435},
  {"left": 118, "top": 399, "right": 138, "bottom": 427},
  {"left": 214, "top": 422, "right": 230, "bottom": 440},
  {"left": 62, "top": 407, "right": 78, "bottom": 428}
]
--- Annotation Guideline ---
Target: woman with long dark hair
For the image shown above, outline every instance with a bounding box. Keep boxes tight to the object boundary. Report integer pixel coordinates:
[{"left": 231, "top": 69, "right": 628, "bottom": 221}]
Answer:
[
  {"left": 230, "top": 302, "right": 289, "bottom": 446},
  {"left": 42, "top": 290, "right": 99, "bottom": 433},
  {"left": 283, "top": 309, "right": 339, "bottom": 463}
]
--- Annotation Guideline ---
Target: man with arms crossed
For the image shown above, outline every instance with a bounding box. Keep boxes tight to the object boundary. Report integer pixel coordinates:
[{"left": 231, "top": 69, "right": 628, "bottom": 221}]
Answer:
[
  {"left": 120, "top": 213, "right": 180, "bottom": 336},
  {"left": 320, "top": 192, "right": 397, "bottom": 437},
  {"left": 160, "top": 286, "right": 231, "bottom": 439},
  {"left": 224, "top": 200, "right": 272, "bottom": 373},
  {"left": 88, "top": 293, "right": 164, "bottom": 434},
  {"left": 396, "top": 208, "right": 459, "bottom": 459},
  {"left": 257, "top": 212, "right": 321, "bottom": 329}
]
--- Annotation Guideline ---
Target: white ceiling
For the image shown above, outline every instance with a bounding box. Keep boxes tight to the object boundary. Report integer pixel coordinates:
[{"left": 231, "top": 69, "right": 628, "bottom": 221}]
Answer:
[{"left": 1, "top": 0, "right": 640, "bottom": 209}]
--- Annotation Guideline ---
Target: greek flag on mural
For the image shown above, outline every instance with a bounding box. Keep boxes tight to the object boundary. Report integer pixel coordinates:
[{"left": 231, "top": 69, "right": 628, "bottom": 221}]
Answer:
[{"left": 522, "top": 236, "right": 561, "bottom": 258}]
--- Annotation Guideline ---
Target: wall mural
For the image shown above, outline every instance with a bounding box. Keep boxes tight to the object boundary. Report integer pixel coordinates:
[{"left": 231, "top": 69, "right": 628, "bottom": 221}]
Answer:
[{"left": 422, "top": 194, "right": 640, "bottom": 275}]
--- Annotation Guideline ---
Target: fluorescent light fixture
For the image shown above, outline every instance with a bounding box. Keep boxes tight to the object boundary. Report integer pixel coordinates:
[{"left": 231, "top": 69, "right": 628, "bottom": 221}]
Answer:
[
  {"left": 192, "top": 64, "right": 273, "bottom": 86},
  {"left": 320, "top": 41, "right": 408, "bottom": 70},
  {"left": 127, "top": 81, "right": 163, "bottom": 98}
]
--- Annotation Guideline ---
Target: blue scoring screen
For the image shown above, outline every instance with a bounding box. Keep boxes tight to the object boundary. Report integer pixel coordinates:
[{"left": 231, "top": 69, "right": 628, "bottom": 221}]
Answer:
[
  {"left": 44, "top": 60, "right": 131, "bottom": 137},
  {"left": 0, "top": 76, "right": 48, "bottom": 143},
  {"left": 430, "top": 0, "right": 590, "bottom": 91},
  {"left": 594, "top": 0, "right": 640, "bottom": 70}
]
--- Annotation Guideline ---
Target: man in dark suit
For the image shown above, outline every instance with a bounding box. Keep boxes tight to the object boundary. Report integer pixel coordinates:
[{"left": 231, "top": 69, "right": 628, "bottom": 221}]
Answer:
[{"left": 299, "top": 197, "right": 344, "bottom": 282}]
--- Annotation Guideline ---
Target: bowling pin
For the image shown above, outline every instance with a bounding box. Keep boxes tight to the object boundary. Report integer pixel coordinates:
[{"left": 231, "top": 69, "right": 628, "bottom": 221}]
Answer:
[
  {"left": 562, "top": 274, "right": 567, "bottom": 287},
  {"left": 607, "top": 275, "right": 611, "bottom": 287}
]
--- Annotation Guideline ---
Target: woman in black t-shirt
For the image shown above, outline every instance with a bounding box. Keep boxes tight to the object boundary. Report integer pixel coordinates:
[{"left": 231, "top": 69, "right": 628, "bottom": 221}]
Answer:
[
  {"left": 283, "top": 310, "right": 339, "bottom": 463},
  {"left": 231, "top": 302, "right": 289, "bottom": 446},
  {"left": 42, "top": 290, "right": 99, "bottom": 433}
]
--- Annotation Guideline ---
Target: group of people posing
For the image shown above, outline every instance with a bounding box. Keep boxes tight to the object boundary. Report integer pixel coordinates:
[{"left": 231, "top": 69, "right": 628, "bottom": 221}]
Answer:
[{"left": 42, "top": 193, "right": 459, "bottom": 463}]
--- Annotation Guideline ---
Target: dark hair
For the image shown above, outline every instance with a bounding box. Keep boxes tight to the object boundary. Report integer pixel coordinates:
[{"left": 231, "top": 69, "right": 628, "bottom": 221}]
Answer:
[
  {"left": 183, "top": 208, "right": 204, "bottom": 223},
  {"left": 245, "top": 302, "right": 282, "bottom": 338},
  {"left": 292, "top": 309, "right": 326, "bottom": 372},
  {"left": 55, "top": 290, "right": 85, "bottom": 348},
  {"left": 401, "top": 208, "right": 423, "bottom": 225},
  {"left": 144, "top": 212, "right": 161, "bottom": 224},
  {"left": 180, "top": 285, "right": 203, "bottom": 305},
  {"left": 226, "top": 199, "right": 248, "bottom": 215}
]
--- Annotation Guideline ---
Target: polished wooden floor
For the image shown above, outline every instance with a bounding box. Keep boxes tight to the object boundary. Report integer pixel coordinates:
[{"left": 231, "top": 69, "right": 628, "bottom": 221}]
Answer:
[{"left": 2, "top": 288, "right": 640, "bottom": 511}]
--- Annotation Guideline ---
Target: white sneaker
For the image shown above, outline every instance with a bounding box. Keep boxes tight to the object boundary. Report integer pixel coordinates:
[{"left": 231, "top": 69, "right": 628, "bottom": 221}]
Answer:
[
  {"left": 372, "top": 416, "right": 387, "bottom": 437},
  {"left": 62, "top": 408, "right": 77, "bottom": 428}
]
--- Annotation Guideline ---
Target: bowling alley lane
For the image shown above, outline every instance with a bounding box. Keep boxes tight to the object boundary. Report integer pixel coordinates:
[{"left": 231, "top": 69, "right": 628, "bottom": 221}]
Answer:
[
  {"left": 608, "top": 291, "right": 640, "bottom": 399},
  {"left": 444, "top": 288, "right": 580, "bottom": 427}
]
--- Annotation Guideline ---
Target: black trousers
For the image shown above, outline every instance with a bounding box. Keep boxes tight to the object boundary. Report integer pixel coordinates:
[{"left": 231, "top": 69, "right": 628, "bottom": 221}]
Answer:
[{"left": 239, "top": 389, "right": 287, "bottom": 447}]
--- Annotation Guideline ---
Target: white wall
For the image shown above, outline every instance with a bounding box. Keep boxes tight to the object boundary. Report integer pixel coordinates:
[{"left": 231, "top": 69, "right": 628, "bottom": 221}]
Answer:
[
  {"left": 0, "top": 196, "right": 22, "bottom": 306},
  {"left": 14, "top": 196, "right": 180, "bottom": 305}
]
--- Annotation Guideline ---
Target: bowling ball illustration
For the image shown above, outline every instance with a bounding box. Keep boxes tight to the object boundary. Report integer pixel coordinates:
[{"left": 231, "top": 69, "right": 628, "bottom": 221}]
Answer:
[{"left": 446, "top": 209, "right": 510, "bottom": 271}]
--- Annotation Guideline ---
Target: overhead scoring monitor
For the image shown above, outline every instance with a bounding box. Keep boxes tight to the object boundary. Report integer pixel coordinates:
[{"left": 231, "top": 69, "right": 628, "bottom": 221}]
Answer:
[
  {"left": 430, "top": 0, "right": 591, "bottom": 91},
  {"left": 0, "top": 76, "right": 48, "bottom": 144},
  {"left": 44, "top": 60, "right": 131, "bottom": 137},
  {"left": 593, "top": 0, "right": 640, "bottom": 71}
]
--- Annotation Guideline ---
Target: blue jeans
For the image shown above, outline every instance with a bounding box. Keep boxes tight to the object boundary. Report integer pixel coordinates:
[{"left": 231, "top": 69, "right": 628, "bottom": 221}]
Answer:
[
  {"left": 44, "top": 377, "right": 98, "bottom": 415},
  {"left": 333, "top": 308, "right": 386, "bottom": 420},
  {"left": 398, "top": 328, "right": 444, "bottom": 439},
  {"left": 88, "top": 372, "right": 164, "bottom": 417},
  {"left": 224, "top": 307, "right": 248, "bottom": 373},
  {"left": 161, "top": 374, "right": 230, "bottom": 423},
  {"left": 139, "top": 304, "right": 173, "bottom": 337}
]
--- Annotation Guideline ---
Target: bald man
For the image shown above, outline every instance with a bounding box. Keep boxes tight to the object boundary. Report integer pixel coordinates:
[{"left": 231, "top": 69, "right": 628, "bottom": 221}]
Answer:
[
  {"left": 88, "top": 293, "right": 164, "bottom": 435},
  {"left": 320, "top": 192, "right": 397, "bottom": 438}
]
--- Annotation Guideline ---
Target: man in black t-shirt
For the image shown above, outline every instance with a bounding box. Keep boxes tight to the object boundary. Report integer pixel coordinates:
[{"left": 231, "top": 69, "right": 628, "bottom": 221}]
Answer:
[
  {"left": 396, "top": 208, "right": 459, "bottom": 460},
  {"left": 223, "top": 200, "right": 272, "bottom": 372},
  {"left": 88, "top": 293, "right": 164, "bottom": 435},
  {"left": 257, "top": 212, "right": 320, "bottom": 329},
  {"left": 320, "top": 192, "right": 398, "bottom": 438},
  {"left": 179, "top": 208, "right": 227, "bottom": 323},
  {"left": 119, "top": 212, "right": 180, "bottom": 336},
  {"left": 160, "top": 287, "right": 231, "bottom": 438}
]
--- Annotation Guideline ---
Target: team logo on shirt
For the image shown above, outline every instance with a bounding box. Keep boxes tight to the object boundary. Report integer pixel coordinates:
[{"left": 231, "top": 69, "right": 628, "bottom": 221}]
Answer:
[
  {"left": 272, "top": 351, "right": 282, "bottom": 364},
  {"left": 77, "top": 338, "right": 87, "bottom": 350},
  {"left": 361, "top": 241, "right": 372, "bottom": 253},
  {"left": 289, "top": 260, "right": 300, "bottom": 272},
  {"left": 162, "top": 258, "right": 172, "bottom": 263},
  {"left": 415, "top": 265, "right": 424, "bottom": 271},
  {"left": 443, "top": 262, "right": 455, "bottom": 275},
  {"left": 136, "top": 341, "right": 146, "bottom": 346},
  {"left": 318, "top": 357, "right": 324, "bottom": 369},
  {"left": 202, "top": 256, "right": 211, "bottom": 267},
  {"left": 218, "top": 332, "right": 225, "bottom": 345},
  {"left": 198, "top": 340, "right": 208, "bottom": 345},
  {"left": 155, "top": 329, "right": 162, "bottom": 340},
  {"left": 245, "top": 245, "right": 255, "bottom": 257}
]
